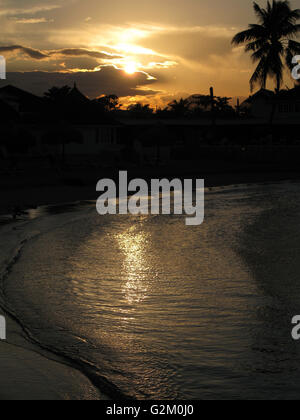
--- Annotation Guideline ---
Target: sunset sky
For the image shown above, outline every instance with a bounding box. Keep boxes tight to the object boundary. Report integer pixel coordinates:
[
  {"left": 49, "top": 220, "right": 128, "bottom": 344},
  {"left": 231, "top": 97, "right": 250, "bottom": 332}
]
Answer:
[{"left": 0, "top": 0, "right": 298, "bottom": 107}]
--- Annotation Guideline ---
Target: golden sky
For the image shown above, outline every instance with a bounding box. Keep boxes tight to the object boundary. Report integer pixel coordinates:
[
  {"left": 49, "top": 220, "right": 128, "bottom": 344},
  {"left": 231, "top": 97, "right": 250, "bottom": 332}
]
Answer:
[{"left": 0, "top": 0, "right": 298, "bottom": 107}]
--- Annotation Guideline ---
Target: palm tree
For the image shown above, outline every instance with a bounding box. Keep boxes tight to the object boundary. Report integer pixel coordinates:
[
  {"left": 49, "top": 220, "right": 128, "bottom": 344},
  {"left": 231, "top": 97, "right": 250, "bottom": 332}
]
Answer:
[
  {"left": 232, "top": 1, "right": 300, "bottom": 92},
  {"left": 44, "top": 86, "right": 71, "bottom": 104},
  {"left": 191, "top": 95, "right": 212, "bottom": 111},
  {"left": 127, "top": 103, "right": 154, "bottom": 117},
  {"left": 97, "top": 95, "right": 120, "bottom": 112},
  {"left": 168, "top": 98, "right": 190, "bottom": 117}
]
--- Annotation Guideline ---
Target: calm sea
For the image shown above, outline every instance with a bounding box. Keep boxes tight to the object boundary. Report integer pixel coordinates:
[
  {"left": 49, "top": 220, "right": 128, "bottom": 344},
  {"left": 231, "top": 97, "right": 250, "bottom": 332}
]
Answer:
[{"left": 2, "top": 181, "right": 300, "bottom": 399}]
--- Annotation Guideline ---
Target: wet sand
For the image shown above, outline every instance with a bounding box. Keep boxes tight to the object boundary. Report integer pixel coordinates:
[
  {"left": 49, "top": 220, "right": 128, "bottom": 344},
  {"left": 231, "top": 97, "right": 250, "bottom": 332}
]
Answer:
[
  {"left": 0, "top": 209, "right": 109, "bottom": 400},
  {"left": 0, "top": 313, "right": 107, "bottom": 400}
]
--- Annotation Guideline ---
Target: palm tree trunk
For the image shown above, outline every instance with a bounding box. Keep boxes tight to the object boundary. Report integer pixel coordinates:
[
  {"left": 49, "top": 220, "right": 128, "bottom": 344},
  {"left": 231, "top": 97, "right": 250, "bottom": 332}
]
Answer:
[{"left": 269, "top": 76, "right": 281, "bottom": 125}]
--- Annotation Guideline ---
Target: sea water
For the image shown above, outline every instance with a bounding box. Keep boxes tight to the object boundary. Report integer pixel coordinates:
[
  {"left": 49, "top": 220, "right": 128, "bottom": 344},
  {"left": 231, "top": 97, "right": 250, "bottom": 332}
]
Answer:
[{"left": 1, "top": 182, "right": 300, "bottom": 399}]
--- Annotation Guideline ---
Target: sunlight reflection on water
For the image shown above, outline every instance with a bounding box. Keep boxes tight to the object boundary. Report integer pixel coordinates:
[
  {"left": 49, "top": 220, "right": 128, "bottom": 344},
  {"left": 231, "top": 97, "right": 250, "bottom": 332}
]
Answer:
[
  {"left": 116, "top": 225, "right": 151, "bottom": 305},
  {"left": 5, "top": 182, "right": 300, "bottom": 399}
]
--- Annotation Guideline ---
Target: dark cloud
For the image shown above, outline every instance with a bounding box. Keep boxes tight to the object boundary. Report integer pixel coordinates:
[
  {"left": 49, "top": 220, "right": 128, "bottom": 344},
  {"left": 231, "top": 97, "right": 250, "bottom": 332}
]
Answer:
[
  {"left": 0, "top": 65, "right": 160, "bottom": 98},
  {"left": 0, "top": 0, "right": 64, "bottom": 16},
  {"left": 0, "top": 0, "right": 265, "bottom": 99},
  {"left": 59, "top": 57, "right": 100, "bottom": 70},
  {"left": 0, "top": 0, "right": 59, "bottom": 8},
  {"left": 0, "top": 45, "right": 122, "bottom": 62},
  {"left": 0, "top": 45, "right": 49, "bottom": 59},
  {"left": 51, "top": 48, "right": 122, "bottom": 60}
]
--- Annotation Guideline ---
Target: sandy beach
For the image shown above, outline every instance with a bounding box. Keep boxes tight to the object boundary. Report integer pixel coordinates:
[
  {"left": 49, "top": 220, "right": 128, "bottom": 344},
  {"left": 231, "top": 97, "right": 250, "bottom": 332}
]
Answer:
[
  {"left": 0, "top": 208, "right": 110, "bottom": 400},
  {"left": 0, "top": 310, "right": 107, "bottom": 400}
]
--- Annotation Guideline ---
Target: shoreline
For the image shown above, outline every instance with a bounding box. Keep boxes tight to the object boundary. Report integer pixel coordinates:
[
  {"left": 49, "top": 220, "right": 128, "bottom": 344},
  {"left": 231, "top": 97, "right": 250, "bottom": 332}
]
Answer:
[
  {"left": 1, "top": 170, "right": 300, "bottom": 400},
  {"left": 0, "top": 302, "right": 108, "bottom": 400},
  {"left": 0, "top": 338, "right": 106, "bottom": 400},
  {"left": 0, "top": 211, "right": 111, "bottom": 400},
  {"left": 1, "top": 169, "right": 300, "bottom": 217}
]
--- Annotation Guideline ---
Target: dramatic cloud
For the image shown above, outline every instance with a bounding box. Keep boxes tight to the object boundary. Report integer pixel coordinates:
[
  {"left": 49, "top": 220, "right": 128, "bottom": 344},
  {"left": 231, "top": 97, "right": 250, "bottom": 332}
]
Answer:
[
  {"left": 0, "top": 45, "right": 49, "bottom": 60},
  {"left": 0, "top": 0, "right": 298, "bottom": 106},
  {"left": 0, "top": 45, "right": 122, "bottom": 61},
  {"left": 9, "top": 17, "right": 54, "bottom": 24},
  {"left": 52, "top": 48, "right": 122, "bottom": 60},
  {"left": 0, "top": 3, "right": 61, "bottom": 17},
  {"left": 0, "top": 65, "right": 160, "bottom": 98}
]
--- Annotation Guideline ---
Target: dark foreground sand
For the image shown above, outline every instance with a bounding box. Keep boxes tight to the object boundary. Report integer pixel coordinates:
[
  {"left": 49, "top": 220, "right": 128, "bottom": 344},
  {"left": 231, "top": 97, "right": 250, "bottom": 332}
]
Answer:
[{"left": 0, "top": 312, "right": 108, "bottom": 400}]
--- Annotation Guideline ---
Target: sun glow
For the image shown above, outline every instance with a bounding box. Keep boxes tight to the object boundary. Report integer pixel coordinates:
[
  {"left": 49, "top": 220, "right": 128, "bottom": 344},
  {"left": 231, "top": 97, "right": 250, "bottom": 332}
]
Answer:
[{"left": 124, "top": 61, "right": 138, "bottom": 74}]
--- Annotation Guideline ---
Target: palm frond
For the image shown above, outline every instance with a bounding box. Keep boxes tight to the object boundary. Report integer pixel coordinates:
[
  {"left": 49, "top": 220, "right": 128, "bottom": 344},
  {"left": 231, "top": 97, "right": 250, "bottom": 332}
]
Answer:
[
  {"left": 232, "top": 26, "right": 265, "bottom": 45},
  {"left": 233, "top": 0, "right": 300, "bottom": 91},
  {"left": 280, "top": 22, "right": 300, "bottom": 37},
  {"left": 287, "top": 39, "right": 300, "bottom": 54},
  {"left": 251, "top": 44, "right": 271, "bottom": 62},
  {"left": 245, "top": 40, "right": 269, "bottom": 52},
  {"left": 253, "top": 2, "right": 267, "bottom": 23},
  {"left": 250, "top": 58, "right": 268, "bottom": 91},
  {"left": 285, "top": 40, "right": 300, "bottom": 70},
  {"left": 286, "top": 9, "right": 300, "bottom": 22}
]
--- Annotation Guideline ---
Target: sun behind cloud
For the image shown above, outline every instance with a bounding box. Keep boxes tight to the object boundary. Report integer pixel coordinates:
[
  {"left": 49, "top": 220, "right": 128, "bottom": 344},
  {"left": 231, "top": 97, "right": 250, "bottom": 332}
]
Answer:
[{"left": 124, "top": 62, "right": 138, "bottom": 74}]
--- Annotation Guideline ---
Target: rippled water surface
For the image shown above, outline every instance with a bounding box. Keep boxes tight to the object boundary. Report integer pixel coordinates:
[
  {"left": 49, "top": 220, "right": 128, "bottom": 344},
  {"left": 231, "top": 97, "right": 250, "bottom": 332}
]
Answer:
[{"left": 3, "top": 182, "right": 300, "bottom": 399}]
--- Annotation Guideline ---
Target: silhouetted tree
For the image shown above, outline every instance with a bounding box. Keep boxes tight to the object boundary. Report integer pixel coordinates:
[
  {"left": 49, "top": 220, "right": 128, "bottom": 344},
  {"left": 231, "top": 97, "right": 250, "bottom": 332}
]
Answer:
[
  {"left": 127, "top": 103, "right": 154, "bottom": 117},
  {"left": 168, "top": 98, "right": 190, "bottom": 117},
  {"left": 97, "top": 95, "right": 120, "bottom": 112},
  {"left": 156, "top": 107, "right": 172, "bottom": 118},
  {"left": 215, "top": 97, "right": 234, "bottom": 114},
  {"left": 191, "top": 95, "right": 234, "bottom": 115},
  {"left": 232, "top": 1, "right": 300, "bottom": 92},
  {"left": 44, "top": 86, "right": 71, "bottom": 104},
  {"left": 191, "top": 95, "right": 213, "bottom": 112}
]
